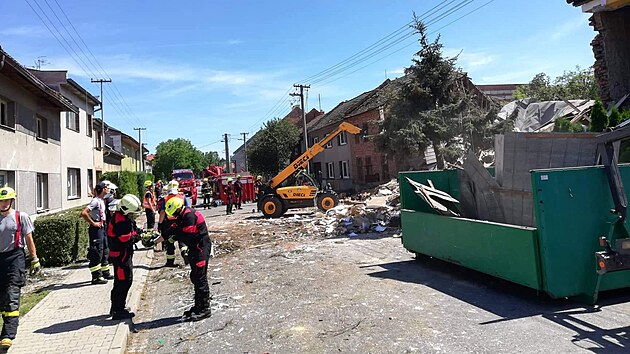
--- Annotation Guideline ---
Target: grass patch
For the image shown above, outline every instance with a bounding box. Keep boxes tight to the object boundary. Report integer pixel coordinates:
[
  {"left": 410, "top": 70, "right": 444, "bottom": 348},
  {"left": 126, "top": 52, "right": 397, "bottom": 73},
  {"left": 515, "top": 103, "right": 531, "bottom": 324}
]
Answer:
[{"left": 0, "top": 290, "right": 50, "bottom": 325}]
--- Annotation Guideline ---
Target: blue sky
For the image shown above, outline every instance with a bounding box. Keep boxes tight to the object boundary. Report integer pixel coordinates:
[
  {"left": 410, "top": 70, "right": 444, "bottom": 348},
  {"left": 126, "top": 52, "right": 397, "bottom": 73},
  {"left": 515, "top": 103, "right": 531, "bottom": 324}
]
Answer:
[{"left": 1, "top": 0, "right": 594, "bottom": 155}]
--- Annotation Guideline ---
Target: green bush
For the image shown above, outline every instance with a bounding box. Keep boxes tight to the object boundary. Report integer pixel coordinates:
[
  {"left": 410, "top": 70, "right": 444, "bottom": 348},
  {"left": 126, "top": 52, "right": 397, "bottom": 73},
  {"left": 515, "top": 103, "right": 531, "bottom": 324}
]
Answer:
[
  {"left": 590, "top": 100, "right": 609, "bottom": 132},
  {"left": 33, "top": 207, "right": 89, "bottom": 266}
]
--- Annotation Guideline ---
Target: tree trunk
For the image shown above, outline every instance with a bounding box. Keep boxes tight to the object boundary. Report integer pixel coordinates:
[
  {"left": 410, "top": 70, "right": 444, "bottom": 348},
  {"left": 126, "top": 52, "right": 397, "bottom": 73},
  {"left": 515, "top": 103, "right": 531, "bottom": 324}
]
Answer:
[{"left": 433, "top": 141, "right": 446, "bottom": 170}]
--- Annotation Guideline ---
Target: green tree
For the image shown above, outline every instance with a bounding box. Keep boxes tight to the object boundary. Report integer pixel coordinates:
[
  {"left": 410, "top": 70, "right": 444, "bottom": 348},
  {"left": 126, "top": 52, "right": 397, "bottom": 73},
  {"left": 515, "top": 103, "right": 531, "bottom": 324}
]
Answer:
[
  {"left": 203, "top": 151, "right": 223, "bottom": 167},
  {"left": 247, "top": 118, "right": 300, "bottom": 176},
  {"left": 553, "top": 117, "right": 584, "bottom": 133},
  {"left": 514, "top": 66, "right": 599, "bottom": 101},
  {"left": 608, "top": 107, "right": 623, "bottom": 128},
  {"left": 152, "top": 138, "right": 206, "bottom": 179},
  {"left": 374, "top": 16, "right": 496, "bottom": 168},
  {"left": 589, "top": 100, "right": 609, "bottom": 132}
]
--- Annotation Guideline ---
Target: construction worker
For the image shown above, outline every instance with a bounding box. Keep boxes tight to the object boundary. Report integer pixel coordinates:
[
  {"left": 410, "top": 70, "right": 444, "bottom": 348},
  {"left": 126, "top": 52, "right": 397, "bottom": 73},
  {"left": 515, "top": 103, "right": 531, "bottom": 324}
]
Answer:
[
  {"left": 157, "top": 181, "right": 189, "bottom": 267},
  {"left": 143, "top": 180, "right": 157, "bottom": 230},
  {"left": 106, "top": 194, "right": 142, "bottom": 320},
  {"left": 225, "top": 178, "right": 234, "bottom": 215},
  {"left": 162, "top": 196, "right": 212, "bottom": 321},
  {"left": 234, "top": 175, "right": 243, "bottom": 210},
  {"left": 201, "top": 178, "right": 212, "bottom": 209},
  {"left": 0, "top": 187, "right": 40, "bottom": 350},
  {"left": 82, "top": 181, "right": 114, "bottom": 284}
]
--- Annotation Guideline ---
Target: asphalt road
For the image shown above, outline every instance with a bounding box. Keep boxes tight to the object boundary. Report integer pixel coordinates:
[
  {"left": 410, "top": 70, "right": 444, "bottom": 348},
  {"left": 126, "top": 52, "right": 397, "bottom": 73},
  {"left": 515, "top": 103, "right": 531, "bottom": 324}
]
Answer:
[{"left": 126, "top": 204, "right": 630, "bottom": 354}]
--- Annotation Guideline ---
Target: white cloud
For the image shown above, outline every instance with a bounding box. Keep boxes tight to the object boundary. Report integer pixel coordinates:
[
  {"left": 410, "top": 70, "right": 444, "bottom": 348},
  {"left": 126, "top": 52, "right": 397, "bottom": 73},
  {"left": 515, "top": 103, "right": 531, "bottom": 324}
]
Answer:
[
  {"left": 550, "top": 15, "right": 590, "bottom": 41},
  {"left": 227, "top": 39, "right": 243, "bottom": 45},
  {"left": 389, "top": 68, "right": 405, "bottom": 75},
  {"left": 0, "top": 25, "right": 48, "bottom": 37},
  {"left": 444, "top": 48, "right": 496, "bottom": 70}
]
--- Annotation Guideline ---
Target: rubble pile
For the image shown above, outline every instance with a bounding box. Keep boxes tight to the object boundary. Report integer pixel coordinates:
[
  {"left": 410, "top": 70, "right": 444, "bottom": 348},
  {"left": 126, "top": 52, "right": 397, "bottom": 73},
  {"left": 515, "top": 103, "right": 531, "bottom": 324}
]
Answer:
[{"left": 317, "top": 204, "right": 400, "bottom": 236}]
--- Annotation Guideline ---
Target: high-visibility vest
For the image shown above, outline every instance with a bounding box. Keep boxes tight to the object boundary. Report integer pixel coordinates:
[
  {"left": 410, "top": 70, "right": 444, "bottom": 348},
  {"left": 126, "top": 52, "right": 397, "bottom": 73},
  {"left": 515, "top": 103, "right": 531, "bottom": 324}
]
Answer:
[{"left": 143, "top": 191, "right": 156, "bottom": 209}]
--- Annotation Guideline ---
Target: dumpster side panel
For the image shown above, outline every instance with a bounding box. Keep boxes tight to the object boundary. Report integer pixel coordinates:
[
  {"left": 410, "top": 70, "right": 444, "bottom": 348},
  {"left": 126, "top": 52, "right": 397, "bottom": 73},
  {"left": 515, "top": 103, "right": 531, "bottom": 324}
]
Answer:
[
  {"left": 402, "top": 210, "right": 542, "bottom": 290},
  {"left": 399, "top": 170, "right": 461, "bottom": 214},
  {"left": 531, "top": 165, "right": 630, "bottom": 300}
]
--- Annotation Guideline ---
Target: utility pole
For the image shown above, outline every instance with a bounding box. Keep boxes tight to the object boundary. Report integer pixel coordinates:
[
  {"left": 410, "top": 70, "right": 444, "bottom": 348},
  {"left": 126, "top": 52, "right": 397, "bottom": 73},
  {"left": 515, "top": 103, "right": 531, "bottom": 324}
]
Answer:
[
  {"left": 134, "top": 127, "right": 146, "bottom": 172},
  {"left": 223, "top": 133, "right": 231, "bottom": 173},
  {"left": 91, "top": 78, "right": 112, "bottom": 153},
  {"left": 290, "top": 84, "right": 310, "bottom": 173},
  {"left": 240, "top": 132, "right": 249, "bottom": 171}
]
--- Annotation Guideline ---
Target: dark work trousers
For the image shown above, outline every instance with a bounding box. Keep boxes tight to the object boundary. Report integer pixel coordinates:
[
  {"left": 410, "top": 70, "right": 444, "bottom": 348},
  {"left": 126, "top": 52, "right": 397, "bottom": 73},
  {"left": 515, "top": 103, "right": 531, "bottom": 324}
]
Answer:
[
  {"left": 226, "top": 197, "right": 233, "bottom": 215},
  {"left": 88, "top": 226, "right": 108, "bottom": 279},
  {"left": 203, "top": 192, "right": 211, "bottom": 208},
  {"left": 188, "top": 237, "right": 211, "bottom": 310},
  {"left": 0, "top": 249, "right": 26, "bottom": 340},
  {"left": 110, "top": 247, "right": 133, "bottom": 312},
  {"left": 235, "top": 192, "right": 242, "bottom": 209},
  {"left": 161, "top": 221, "right": 177, "bottom": 265},
  {"left": 145, "top": 208, "right": 155, "bottom": 229}
]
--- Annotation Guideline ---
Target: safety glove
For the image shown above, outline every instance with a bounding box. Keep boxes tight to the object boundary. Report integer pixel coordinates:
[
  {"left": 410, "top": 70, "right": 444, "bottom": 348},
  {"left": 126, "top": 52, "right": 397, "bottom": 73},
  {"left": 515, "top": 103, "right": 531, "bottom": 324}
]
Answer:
[{"left": 30, "top": 257, "right": 41, "bottom": 275}]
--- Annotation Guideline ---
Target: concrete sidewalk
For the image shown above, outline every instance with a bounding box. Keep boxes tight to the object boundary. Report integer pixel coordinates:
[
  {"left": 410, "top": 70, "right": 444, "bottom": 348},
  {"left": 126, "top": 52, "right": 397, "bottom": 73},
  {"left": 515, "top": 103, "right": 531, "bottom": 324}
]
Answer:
[{"left": 8, "top": 248, "right": 154, "bottom": 354}]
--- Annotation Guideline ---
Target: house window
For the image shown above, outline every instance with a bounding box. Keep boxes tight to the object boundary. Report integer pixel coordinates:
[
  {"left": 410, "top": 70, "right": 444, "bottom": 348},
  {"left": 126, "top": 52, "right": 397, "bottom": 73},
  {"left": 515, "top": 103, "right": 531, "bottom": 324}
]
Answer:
[
  {"left": 366, "top": 156, "right": 373, "bottom": 176},
  {"left": 87, "top": 169, "right": 94, "bottom": 196},
  {"left": 67, "top": 168, "right": 81, "bottom": 199},
  {"left": 325, "top": 134, "right": 332, "bottom": 148},
  {"left": 36, "top": 116, "right": 48, "bottom": 140},
  {"left": 356, "top": 157, "right": 363, "bottom": 182},
  {"left": 326, "top": 162, "right": 335, "bottom": 179},
  {"left": 0, "top": 171, "right": 6, "bottom": 188},
  {"left": 337, "top": 131, "right": 347, "bottom": 146},
  {"left": 362, "top": 123, "right": 369, "bottom": 141},
  {"left": 95, "top": 131, "right": 102, "bottom": 149},
  {"left": 36, "top": 173, "right": 48, "bottom": 210},
  {"left": 339, "top": 160, "right": 349, "bottom": 179},
  {"left": 0, "top": 98, "right": 16, "bottom": 128},
  {"left": 86, "top": 114, "right": 93, "bottom": 137},
  {"left": 312, "top": 137, "right": 319, "bottom": 146},
  {"left": 66, "top": 111, "right": 79, "bottom": 132}
]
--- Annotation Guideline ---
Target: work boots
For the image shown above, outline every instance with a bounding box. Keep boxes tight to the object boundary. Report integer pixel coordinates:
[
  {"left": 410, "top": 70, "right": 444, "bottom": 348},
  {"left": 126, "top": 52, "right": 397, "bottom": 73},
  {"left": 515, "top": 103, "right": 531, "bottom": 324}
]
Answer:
[
  {"left": 185, "top": 296, "right": 211, "bottom": 321},
  {"left": 102, "top": 270, "right": 115, "bottom": 280},
  {"left": 91, "top": 276, "right": 108, "bottom": 285},
  {"left": 110, "top": 308, "right": 135, "bottom": 320}
]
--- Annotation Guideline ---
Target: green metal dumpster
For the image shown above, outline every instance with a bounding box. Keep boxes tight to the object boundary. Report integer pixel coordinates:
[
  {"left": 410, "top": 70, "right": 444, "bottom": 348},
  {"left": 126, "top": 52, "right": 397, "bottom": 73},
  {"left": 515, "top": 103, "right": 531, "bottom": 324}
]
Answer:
[{"left": 400, "top": 165, "right": 630, "bottom": 303}]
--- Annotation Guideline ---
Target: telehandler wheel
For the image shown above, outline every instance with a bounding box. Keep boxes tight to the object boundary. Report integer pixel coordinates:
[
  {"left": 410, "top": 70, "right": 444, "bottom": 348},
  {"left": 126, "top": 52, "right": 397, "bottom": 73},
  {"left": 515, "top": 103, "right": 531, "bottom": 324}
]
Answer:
[
  {"left": 316, "top": 193, "right": 339, "bottom": 212},
  {"left": 261, "top": 196, "right": 283, "bottom": 218}
]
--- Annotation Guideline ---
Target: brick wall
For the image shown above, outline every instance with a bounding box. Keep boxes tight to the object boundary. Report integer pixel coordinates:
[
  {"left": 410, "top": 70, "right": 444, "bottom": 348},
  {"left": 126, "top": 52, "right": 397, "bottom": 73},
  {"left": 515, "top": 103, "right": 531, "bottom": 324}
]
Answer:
[{"left": 348, "top": 109, "right": 398, "bottom": 189}]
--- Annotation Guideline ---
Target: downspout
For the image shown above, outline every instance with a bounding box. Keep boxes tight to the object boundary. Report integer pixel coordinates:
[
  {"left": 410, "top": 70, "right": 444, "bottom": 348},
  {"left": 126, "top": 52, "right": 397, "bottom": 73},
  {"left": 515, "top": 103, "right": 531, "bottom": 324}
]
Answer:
[{"left": 0, "top": 54, "right": 5, "bottom": 70}]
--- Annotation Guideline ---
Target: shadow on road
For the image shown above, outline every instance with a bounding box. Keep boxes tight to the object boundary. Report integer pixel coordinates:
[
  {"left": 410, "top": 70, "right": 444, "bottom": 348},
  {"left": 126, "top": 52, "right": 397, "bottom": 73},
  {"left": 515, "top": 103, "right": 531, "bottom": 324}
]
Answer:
[
  {"left": 364, "top": 254, "right": 630, "bottom": 353},
  {"left": 132, "top": 316, "right": 183, "bottom": 331},
  {"left": 38, "top": 280, "right": 93, "bottom": 292}
]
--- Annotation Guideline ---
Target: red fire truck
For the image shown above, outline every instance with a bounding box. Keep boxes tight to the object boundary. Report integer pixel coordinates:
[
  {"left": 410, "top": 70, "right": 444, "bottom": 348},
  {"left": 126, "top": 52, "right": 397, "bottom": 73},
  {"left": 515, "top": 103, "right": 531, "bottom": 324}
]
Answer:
[{"left": 172, "top": 169, "right": 198, "bottom": 205}]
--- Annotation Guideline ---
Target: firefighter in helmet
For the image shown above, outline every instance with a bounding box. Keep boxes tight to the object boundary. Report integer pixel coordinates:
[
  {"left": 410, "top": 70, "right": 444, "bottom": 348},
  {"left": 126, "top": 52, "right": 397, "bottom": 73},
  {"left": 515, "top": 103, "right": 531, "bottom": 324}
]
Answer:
[
  {"left": 0, "top": 187, "right": 40, "bottom": 350},
  {"left": 157, "top": 181, "right": 189, "bottom": 267},
  {"left": 153, "top": 196, "right": 212, "bottom": 321},
  {"left": 143, "top": 180, "right": 156, "bottom": 230},
  {"left": 225, "top": 178, "right": 235, "bottom": 215},
  {"left": 107, "top": 194, "right": 142, "bottom": 320},
  {"left": 233, "top": 175, "right": 243, "bottom": 210}
]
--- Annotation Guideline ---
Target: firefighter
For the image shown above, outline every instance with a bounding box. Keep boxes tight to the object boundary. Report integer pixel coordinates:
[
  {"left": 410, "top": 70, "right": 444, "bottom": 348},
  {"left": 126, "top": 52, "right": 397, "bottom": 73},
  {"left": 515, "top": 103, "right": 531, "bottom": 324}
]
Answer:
[
  {"left": 201, "top": 178, "right": 212, "bottom": 209},
  {"left": 225, "top": 178, "right": 234, "bottom": 215},
  {"left": 0, "top": 187, "right": 40, "bottom": 350},
  {"left": 81, "top": 182, "right": 114, "bottom": 284},
  {"left": 254, "top": 175, "right": 263, "bottom": 201},
  {"left": 143, "top": 180, "right": 156, "bottom": 230},
  {"left": 234, "top": 175, "right": 243, "bottom": 210},
  {"left": 161, "top": 196, "right": 212, "bottom": 321},
  {"left": 106, "top": 194, "right": 142, "bottom": 320},
  {"left": 157, "top": 182, "right": 189, "bottom": 267}
]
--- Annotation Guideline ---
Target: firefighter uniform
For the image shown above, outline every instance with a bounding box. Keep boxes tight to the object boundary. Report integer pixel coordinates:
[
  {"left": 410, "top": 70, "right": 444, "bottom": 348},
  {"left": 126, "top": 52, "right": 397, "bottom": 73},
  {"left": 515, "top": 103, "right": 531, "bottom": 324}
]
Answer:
[
  {"left": 225, "top": 181, "right": 234, "bottom": 215},
  {"left": 159, "top": 193, "right": 188, "bottom": 267},
  {"left": 143, "top": 187, "right": 156, "bottom": 229},
  {"left": 234, "top": 177, "right": 243, "bottom": 210},
  {"left": 107, "top": 211, "right": 138, "bottom": 319},
  {"left": 0, "top": 203, "right": 36, "bottom": 348},
  {"left": 166, "top": 205, "right": 212, "bottom": 320}
]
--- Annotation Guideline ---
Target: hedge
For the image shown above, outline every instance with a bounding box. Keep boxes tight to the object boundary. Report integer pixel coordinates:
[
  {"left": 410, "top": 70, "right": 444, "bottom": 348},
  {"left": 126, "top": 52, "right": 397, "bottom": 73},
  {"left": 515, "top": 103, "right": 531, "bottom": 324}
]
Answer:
[
  {"left": 32, "top": 207, "right": 89, "bottom": 266},
  {"left": 101, "top": 171, "right": 153, "bottom": 199}
]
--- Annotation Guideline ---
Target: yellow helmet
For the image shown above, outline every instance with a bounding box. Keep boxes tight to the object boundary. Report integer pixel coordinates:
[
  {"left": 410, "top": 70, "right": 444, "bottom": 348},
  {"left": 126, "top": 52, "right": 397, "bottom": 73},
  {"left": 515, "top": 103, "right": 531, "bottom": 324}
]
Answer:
[
  {"left": 165, "top": 196, "right": 185, "bottom": 219},
  {"left": 236, "top": 174, "right": 241, "bottom": 179},
  {"left": 227, "top": 178, "right": 233, "bottom": 183},
  {"left": 256, "top": 175, "right": 262, "bottom": 181},
  {"left": 143, "top": 180, "right": 153, "bottom": 188},
  {"left": 203, "top": 178, "right": 208, "bottom": 182},
  {"left": 0, "top": 187, "right": 16, "bottom": 201}
]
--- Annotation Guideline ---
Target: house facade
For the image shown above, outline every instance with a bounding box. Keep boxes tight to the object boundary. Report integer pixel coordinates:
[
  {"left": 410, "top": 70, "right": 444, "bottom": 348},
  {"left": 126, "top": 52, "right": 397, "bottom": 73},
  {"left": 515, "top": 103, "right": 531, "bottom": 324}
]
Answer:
[
  {"left": 29, "top": 70, "right": 100, "bottom": 209},
  {"left": 0, "top": 47, "right": 78, "bottom": 215}
]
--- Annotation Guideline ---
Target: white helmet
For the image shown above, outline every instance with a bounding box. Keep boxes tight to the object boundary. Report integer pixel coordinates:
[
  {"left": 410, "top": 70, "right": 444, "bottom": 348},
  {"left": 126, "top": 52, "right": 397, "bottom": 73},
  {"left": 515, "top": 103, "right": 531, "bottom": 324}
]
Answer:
[
  {"left": 168, "top": 188, "right": 179, "bottom": 195},
  {"left": 167, "top": 180, "right": 179, "bottom": 190},
  {"left": 119, "top": 194, "right": 141, "bottom": 215},
  {"left": 108, "top": 199, "right": 119, "bottom": 212}
]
